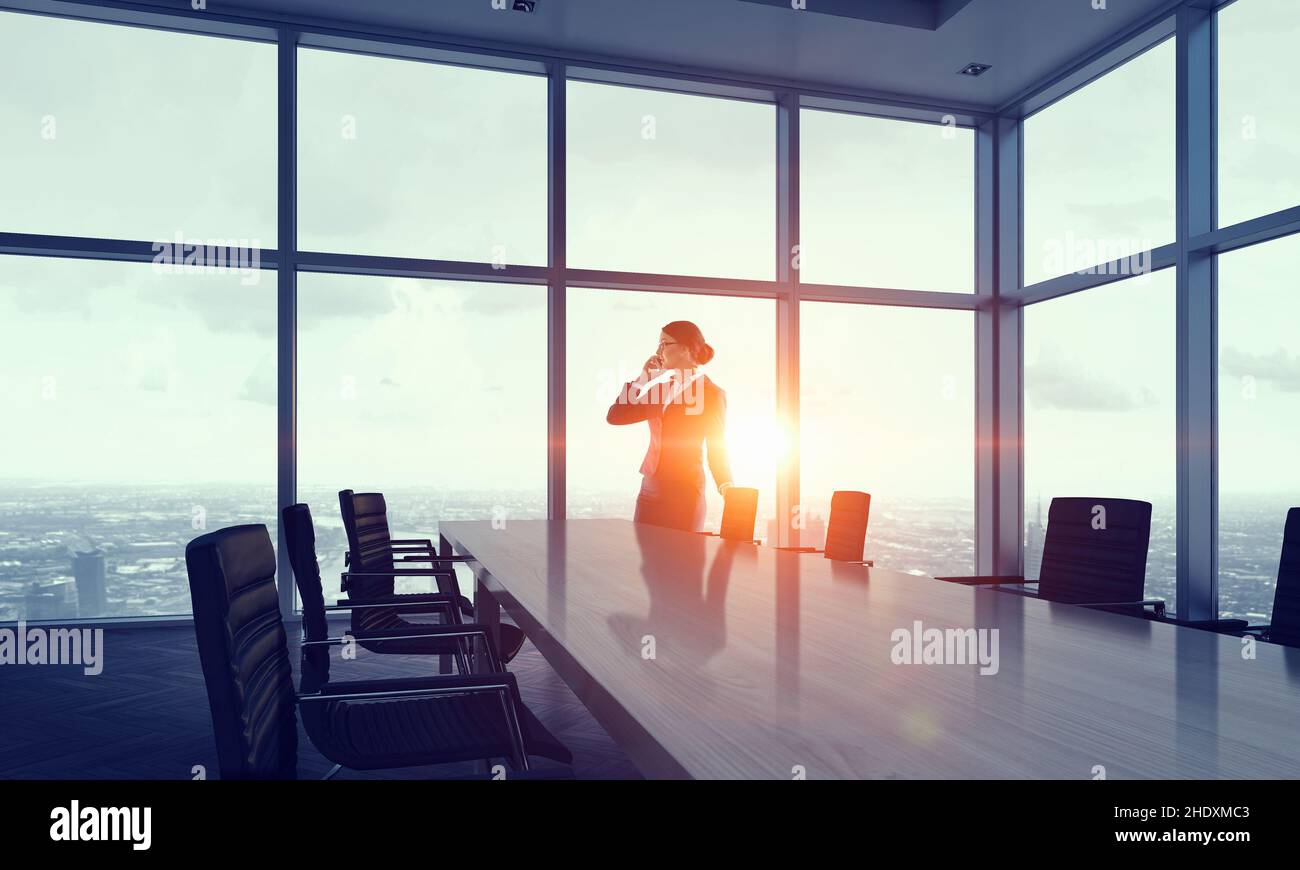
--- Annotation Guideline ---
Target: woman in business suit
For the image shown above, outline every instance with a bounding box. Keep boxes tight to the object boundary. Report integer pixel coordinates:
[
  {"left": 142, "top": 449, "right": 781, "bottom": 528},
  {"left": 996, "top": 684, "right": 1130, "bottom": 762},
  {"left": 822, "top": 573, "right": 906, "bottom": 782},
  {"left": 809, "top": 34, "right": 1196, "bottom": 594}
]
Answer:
[{"left": 606, "top": 320, "right": 733, "bottom": 532}]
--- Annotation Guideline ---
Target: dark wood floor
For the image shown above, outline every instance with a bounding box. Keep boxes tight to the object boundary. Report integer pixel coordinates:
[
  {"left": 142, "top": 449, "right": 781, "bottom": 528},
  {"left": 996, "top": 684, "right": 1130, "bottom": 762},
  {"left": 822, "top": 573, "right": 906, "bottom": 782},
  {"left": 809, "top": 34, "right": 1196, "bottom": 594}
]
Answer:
[{"left": 0, "top": 620, "right": 641, "bottom": 780}]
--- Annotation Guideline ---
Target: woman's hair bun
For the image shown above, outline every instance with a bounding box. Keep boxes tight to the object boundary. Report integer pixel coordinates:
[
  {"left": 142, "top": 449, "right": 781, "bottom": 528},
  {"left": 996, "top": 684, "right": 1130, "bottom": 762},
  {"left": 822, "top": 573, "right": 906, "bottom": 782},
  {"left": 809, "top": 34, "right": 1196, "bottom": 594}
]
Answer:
[{"left": 662, "top": 320, "right": 713, "bottom": 365}]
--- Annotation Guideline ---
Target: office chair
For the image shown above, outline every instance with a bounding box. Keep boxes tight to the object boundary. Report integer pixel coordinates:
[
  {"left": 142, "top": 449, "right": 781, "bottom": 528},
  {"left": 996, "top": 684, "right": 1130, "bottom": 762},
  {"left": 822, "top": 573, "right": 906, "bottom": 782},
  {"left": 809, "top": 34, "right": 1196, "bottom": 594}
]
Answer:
[
  {"left": 935, "top": 497, "right": 1166, "bottom": 618},
  {"left": 338, "top": 489, "right": 528, "bottom": 663},
  {"left": 286, "top": 503, "right": 478, "bottom": 672},
  {"left": 185, "top": 522, "right": 571, "bottom": 779},
  {"left": 1176, "top": 507, "right": 1300, "bottom": 646},
  {"left": 776, "top": 490, "right": 874, "bottom": 566},
  {"left": 700, "top": 486, "right": 760, "bottom": 543}
]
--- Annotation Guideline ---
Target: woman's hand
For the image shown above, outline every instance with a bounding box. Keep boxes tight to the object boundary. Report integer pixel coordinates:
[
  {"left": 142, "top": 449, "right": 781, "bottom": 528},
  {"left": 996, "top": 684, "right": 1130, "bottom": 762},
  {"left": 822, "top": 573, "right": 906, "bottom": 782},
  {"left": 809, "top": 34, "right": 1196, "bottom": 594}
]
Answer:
[{"left": 641, "top": 353, "right": 664, "bottom": 379}]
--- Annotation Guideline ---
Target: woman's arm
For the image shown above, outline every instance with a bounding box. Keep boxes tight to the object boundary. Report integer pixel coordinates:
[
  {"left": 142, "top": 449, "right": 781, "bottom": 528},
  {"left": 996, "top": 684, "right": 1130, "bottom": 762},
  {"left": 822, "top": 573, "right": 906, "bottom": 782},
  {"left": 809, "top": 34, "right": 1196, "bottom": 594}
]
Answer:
[
  {"left": 607, "top": 355, "right": 662, "bottom": 425},
  {"left": 606, "top": 380, "right": 655, "bottom": 425},
  {"left": 706, "top": 389, "right": 733, "bottom": 492}
]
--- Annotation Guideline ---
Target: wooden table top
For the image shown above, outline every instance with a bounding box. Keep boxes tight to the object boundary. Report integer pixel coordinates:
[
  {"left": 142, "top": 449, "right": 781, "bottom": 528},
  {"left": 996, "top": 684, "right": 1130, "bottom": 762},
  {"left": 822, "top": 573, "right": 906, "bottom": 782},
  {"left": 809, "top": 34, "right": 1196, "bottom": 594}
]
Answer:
[{"left": 439, "top": 518, "right": 1300, "bottom": 780}]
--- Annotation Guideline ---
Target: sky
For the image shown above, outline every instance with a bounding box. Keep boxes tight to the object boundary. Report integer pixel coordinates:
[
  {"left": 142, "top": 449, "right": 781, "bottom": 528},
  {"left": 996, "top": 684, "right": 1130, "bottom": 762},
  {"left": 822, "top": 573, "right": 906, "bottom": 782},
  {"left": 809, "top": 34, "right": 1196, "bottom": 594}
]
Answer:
[{"left": 1, "top": 2, "right": 1298, "bottom": 548}]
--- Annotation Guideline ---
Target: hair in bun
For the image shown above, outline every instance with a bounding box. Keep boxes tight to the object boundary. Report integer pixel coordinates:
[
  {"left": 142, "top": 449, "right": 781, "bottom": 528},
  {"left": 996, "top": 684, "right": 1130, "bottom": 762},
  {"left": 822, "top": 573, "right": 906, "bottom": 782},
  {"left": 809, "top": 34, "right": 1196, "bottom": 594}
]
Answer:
[{"left": 662, "top": 320, "right": 714, "bottom": 366}]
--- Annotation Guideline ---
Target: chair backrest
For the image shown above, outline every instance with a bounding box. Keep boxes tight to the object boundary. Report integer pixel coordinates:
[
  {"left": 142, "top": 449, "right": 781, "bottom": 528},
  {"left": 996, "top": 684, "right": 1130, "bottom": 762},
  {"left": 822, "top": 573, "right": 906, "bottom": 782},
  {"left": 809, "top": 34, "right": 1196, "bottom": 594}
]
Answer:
[
  {"left": 338, "top": 489, "right": 396, "bottom": 598},
  {"left": 824, "top": 490, "right": 870, "bottom": 561},
  {"left": 1269, "top": 508, "right": 1300, "bottom": 645},
  {"left": 282, "top": 503, "right": 334, "bottom": 686},
  {"left": 719, "top": 486, "right": 759, "bottom": 542},
  {"left": 185, "top": 524, "right": 298, "bottom": 780},
  {"left": 1038, "top": 497, "right": 1151, "bottom": 604},
  {"left": 282, "top": 504, "right": 329, "bottom": 641}
]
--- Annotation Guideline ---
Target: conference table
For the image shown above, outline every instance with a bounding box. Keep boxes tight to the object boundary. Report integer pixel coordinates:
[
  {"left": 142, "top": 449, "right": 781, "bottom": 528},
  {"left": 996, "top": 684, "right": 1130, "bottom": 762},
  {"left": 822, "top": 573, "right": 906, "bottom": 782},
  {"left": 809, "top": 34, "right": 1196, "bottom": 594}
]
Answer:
[{"left": 437, "top": 518, "right": 1300, "bottom": 779}]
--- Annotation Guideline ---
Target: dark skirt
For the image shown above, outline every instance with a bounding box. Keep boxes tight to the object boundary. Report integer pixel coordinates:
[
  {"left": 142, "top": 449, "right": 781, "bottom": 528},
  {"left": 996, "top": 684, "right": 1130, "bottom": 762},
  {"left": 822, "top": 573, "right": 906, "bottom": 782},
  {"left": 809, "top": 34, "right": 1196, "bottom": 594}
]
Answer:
[{"left": 633, "top": 474, "right": 707, "bottom": 532}]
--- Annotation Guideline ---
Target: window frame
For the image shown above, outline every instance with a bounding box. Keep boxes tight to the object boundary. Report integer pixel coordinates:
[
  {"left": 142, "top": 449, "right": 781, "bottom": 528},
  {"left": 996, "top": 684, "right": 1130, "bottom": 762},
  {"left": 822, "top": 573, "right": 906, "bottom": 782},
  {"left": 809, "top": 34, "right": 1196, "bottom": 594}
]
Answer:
[{"left": 7, "top": 0, "right": 1293, "bottom": 626}]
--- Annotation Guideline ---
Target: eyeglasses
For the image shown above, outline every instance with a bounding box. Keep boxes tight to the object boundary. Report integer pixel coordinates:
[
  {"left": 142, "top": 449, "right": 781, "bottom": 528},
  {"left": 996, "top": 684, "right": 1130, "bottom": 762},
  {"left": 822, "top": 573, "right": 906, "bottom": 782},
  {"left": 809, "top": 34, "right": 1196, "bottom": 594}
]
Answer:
[{"left": 657, "top": 339, "right": 681, "bottom": 349}]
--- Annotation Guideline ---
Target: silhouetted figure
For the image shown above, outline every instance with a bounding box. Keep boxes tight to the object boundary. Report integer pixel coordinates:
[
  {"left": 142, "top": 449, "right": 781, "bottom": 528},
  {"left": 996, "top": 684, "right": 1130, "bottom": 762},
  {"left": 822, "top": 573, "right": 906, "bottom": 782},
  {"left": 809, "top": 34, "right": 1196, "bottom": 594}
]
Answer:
[{"left": 607, "top": 320, "right": 732, "bottom": 532}]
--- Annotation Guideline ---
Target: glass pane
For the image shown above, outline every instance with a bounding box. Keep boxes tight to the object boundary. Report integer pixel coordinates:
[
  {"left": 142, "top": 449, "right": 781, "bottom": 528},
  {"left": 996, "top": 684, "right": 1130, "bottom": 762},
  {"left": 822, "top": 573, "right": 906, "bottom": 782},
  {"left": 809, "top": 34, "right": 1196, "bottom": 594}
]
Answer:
[
  {"left": 297, "top": 274, "right": 547, "bottom": 589},
  {"left": 1217, "top": 0, "right": 1300, "bottom": 228},
  {"left": 565, "top": 288, "right": 777, "bottom": 536},
  {"left": 567, "top": 81, "right": 776, "bottom": 280},
  {"left": 1218, "top": 234, "right": 1300, "bottom": 621},
  {"left": 0, "top": 11, "right": 275, "bottom": 243},
  {"left": 1023, "top": 269, "right": 1176, "bottom": 612},
  {"left": 1022, "top": 40, "right": 1175, "bottom": 286},
  {"left": 0, "top": 256, "right": 276, "bottom": 621},
  {"left": 800, "top": 110, "right": 974, "bottom": 292},
  {"left": 800, "top": 303, "right": 974, "bottom": 575},
  {"left": 298, "top": 48, "right": 547, "bottom": 265}
]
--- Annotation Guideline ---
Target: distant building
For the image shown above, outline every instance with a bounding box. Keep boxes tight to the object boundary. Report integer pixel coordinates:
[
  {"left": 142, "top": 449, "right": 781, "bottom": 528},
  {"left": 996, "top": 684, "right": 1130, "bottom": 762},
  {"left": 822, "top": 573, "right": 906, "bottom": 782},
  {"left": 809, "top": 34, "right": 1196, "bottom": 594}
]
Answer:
[
  {"left": 74, "top": 549, "right": 107, "bottom": 617},
  {"left": 1024, "top": 494, "right": 1045, "bottom": 580},
  {"left": 25, "top": 578, "right": 76, "bottom": 621}
]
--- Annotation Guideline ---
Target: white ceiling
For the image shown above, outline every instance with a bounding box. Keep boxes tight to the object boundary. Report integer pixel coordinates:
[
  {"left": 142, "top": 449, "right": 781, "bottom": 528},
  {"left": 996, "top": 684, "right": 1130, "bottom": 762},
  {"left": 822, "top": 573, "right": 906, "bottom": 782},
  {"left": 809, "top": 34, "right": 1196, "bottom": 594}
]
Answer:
[{"left": 156, "top": 0, "right": 1176, "bottom": 110}]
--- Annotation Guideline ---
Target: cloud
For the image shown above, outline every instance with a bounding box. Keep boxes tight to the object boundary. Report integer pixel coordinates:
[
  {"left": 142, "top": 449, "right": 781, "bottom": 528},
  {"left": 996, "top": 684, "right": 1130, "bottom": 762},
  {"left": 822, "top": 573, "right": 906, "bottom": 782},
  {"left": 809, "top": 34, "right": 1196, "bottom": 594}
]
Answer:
[
  {"left": 1026, "top": 357, "right": 1159, "bottom": 412},
  {"left": 238, "top": 354, "right": 276, "bottom": 406},
  {"left": 137, "top": 366, "right": 170, "bottom": 393},
  {"left": 458, "top": 286, "right": 546, "bottom": 315},
  {"left": 1221, "top": 346, "right": 1300, "bottom": 392}
]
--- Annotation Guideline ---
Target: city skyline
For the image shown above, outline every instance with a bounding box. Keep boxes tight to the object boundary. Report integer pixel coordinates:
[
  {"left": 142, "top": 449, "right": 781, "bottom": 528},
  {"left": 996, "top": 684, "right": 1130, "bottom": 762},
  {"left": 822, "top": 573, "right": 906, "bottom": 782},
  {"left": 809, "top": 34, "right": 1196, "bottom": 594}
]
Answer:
[{"left": 0, "top": 479, "right": 1288, "bottom": 625}]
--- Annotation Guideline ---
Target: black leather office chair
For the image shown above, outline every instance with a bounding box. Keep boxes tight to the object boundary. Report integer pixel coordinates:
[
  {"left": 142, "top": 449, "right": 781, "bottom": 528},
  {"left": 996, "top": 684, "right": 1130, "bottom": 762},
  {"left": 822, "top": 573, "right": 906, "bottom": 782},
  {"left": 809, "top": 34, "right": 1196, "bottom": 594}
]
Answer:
[
  {"left": 185, "top": 521, "right": 570, "bottom": 779},
  {"left": 700, "top": 486, "right": 759, "bottom": 543},
  {"left": 1177, "top": 507, "right": 1300, "bottom": 646},
  {"left": 286, "top": 503, "right": 475, "bottom": 672},
  {"left": 776, "top": 490, "right": 873, "bottom": 566},
  {"left": 936, "top": 497, "right": 1165, "bottom": 618},
  {"left": 338, "top": 489, "right": 527, "bottom": 663}
]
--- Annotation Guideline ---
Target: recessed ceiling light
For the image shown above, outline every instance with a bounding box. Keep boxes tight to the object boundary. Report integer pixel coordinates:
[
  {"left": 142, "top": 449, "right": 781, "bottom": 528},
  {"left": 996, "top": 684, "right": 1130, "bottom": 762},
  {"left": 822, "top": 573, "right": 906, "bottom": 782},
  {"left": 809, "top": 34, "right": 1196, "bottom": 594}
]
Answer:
[{"left": 958, "top": 62, "right": 992, "bottom": 77}]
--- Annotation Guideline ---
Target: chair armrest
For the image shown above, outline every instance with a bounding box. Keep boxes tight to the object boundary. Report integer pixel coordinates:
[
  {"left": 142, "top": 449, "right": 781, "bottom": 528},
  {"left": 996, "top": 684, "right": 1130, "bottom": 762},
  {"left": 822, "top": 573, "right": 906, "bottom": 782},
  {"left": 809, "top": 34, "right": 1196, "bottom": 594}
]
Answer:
[
  {"left": 336, "top": 590, "right": 474, "bottom": 619},
  {"left": 342, "top": 569, "right": 455, "bottom": 578},
  {"left": 390, "top": 538, "right": 435, "bottom": 547},
  {"left": 325, "top": 594, "right": 458, "bottom": 617},
  {"left": 301, "top": 671, "right": 517, "bottom": 700},
  {"left": 303, "top": 624, "right": 503, "bottom": 670},
  {"left": 698, "top": 532, "right": 760, "bottom": 544},
  {"left": 1173, "top": 618, "right": 1252, "bottom": 632},
  {"left": 934, "top": 575, "right": 1028, "bottom": 585},
  {"left": 335, "top": 593, "right": 456, "bottom": 607},
  {"left": 1075, "top": 599, "right": 1166, "bottom": 619},
  {"left": 389, "top": 554, "right": 476, "bottom": 565},
  {"left": 774, "top": 546, "right": 820, "bottom": 552}
]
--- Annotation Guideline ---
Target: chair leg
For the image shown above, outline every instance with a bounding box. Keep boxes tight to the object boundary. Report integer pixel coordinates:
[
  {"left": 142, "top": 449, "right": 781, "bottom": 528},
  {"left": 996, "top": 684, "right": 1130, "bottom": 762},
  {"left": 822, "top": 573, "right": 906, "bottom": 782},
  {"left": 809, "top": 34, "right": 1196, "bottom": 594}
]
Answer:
[{"left": 321, "top": 763, "right": 342, "bottom": 781}]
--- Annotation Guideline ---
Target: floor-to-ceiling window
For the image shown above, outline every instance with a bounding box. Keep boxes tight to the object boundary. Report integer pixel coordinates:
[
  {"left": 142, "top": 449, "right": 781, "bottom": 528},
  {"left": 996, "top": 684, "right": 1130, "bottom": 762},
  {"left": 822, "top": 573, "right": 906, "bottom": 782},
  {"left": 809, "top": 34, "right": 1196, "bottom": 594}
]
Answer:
[
  {"left": 1018, "top": 35, "right": 1177, "bottom": 611},
  {"left": 0, "top": 13, "right": 276, "bottom": 621},
  {"left": 798, "top": 109, "right": 976, "bottom": 573},
  {"left": 1214, "top": 0, "right": 1300, "bottom": 622}
]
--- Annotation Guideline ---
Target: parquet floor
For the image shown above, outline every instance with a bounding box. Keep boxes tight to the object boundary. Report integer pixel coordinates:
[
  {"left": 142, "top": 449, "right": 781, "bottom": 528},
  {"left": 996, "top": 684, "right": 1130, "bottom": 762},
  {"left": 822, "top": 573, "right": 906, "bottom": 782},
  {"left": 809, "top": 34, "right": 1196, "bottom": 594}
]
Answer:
[{"left": 0, "top": 621, "right": 642, "bottom": 780}]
